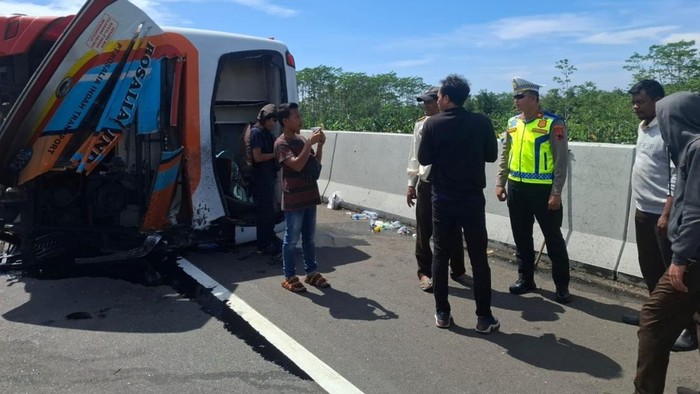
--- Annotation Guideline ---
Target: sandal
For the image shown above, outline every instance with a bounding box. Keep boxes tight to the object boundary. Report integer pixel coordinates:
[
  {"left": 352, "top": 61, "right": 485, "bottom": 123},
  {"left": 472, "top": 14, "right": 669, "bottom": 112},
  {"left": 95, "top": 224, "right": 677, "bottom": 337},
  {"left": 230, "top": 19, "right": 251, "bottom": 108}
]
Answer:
[
  {"left": 419, "top": 275, "right": 433, "bottom": 292},
  {"left": 305, "top": 272, "right": 330, "bottom": 288},
  {"left": 281, "top": 276, "right": 307, "bottom": 293}
]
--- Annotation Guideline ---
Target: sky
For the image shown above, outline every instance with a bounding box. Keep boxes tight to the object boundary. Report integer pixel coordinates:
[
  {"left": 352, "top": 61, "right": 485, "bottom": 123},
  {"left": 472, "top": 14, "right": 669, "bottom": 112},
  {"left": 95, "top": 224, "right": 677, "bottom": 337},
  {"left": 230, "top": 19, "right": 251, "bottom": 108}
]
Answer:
[{"left": 3, "top": 0, "right": 700, "bottom": 94}]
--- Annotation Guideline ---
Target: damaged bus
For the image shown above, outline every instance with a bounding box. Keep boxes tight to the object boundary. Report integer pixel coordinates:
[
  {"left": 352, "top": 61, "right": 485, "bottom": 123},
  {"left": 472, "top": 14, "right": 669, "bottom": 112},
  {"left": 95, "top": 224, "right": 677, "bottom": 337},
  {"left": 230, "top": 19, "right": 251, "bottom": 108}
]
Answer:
[{"left": 0, "top": 0, "right": 295, "bottom": 266}]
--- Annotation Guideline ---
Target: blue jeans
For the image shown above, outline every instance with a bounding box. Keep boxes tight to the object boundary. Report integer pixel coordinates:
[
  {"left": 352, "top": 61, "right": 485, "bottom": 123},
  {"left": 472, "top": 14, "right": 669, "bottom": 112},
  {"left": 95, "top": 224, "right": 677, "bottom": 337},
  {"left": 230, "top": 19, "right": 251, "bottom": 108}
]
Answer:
[{"left": 282, "top": 206, "right": 318, "bottom": 278}]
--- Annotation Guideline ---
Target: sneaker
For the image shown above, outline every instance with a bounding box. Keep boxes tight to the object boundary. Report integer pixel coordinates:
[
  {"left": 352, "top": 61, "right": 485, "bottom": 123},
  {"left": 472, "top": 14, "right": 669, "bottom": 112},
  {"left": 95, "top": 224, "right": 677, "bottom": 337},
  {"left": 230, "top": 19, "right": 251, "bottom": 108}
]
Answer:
[
  {"left": 509, "top": 278, "right": 537, "bottom": 295},
  {"left": 451, "top": 273, "right": 473, "bottom": 287},
  {"left": 435, "top": 311, "right": 452, "bottom": 328},
  {"left": 476, "top": 315, "right": 500, "bottom": 334}
]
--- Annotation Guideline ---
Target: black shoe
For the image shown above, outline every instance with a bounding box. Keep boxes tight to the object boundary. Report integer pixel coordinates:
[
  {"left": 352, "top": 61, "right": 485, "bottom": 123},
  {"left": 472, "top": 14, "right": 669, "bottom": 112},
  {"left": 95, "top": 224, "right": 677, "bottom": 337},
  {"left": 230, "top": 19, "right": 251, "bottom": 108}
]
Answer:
[
  {"left": 621, "top": 313, "right": 640, "bottom": 326},
  {"left": 476, "top": 315, "right": 500, "bottom": 334},
  {"left": 672, "top": 329, "right": 698, "bottom": 352},
  {"left": 509, "top": 279, "right": 537, "bottom": 295},
  {"left": 451, "top": 273, "right": 473, "bottom": 287},
  {"left": 555, "top": 288, "right": 572, "bottom": 304},
  {"left": 435, "top": 311, "right": 452, "bottom": 328}
]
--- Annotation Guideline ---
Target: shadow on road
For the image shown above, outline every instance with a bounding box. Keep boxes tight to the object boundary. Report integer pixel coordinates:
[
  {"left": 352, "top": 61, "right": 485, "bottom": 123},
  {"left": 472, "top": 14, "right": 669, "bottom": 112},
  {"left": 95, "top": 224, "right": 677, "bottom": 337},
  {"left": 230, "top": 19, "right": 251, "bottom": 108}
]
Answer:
[
  {"left": 451, "top": 281, "right": 640, "bottom": 325},
  {"left": 304, "top": 287, "right": 398, "bottom": 321},
  {"left": 1, "top": 260, "right": 210, "bottom": 333},
  {"left": 451, "top": 324, "right": 623, "bottom": 379}
]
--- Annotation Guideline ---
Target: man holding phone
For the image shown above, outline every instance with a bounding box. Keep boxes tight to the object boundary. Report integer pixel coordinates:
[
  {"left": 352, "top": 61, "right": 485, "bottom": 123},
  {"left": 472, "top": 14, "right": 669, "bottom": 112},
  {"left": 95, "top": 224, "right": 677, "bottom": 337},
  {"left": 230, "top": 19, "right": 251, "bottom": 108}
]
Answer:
[{"left": 274, "top": 103, "right": 329, "bottom": 293}]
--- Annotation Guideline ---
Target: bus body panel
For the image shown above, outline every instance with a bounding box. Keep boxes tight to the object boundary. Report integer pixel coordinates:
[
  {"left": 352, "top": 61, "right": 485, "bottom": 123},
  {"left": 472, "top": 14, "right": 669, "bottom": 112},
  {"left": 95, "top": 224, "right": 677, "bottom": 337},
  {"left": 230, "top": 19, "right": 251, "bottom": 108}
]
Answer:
[{"left": 0, "top": 0, "right": 297, "bottom": 265}]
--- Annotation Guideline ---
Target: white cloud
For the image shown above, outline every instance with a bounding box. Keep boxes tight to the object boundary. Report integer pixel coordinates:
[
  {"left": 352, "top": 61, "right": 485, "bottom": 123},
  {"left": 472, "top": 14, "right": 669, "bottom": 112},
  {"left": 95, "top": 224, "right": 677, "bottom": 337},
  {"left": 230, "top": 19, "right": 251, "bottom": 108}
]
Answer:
[
  {"left": 580, "top": 26, "right": 678, "bottom": 45},
  {"left": 0, "top": 0, "right": 295, "bottom": 23},
  {"left": 385, "top": 57, "right": 433, "bottom": 69},
  {"left": 0, "top": 0, "right": 83, "bottom": 16},
  {"left": 229, "top": 0, "right": 296, "bottom": 17},
  {"left": 662, "top": 32, "right": 700, "bottom": 45},
  {"left": 0, "top": 0, "right": 180, "bottom": 24},
  {"left": 489, "top": 13, "right": 600, "bottom": 41}
]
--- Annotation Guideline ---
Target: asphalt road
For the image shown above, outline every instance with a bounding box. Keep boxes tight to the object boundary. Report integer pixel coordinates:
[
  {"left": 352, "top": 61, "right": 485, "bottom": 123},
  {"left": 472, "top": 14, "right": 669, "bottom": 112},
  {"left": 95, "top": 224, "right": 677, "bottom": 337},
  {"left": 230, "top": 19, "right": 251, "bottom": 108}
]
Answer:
[{"left": 0, "top": 206, "right": 698, "bottom": 393}]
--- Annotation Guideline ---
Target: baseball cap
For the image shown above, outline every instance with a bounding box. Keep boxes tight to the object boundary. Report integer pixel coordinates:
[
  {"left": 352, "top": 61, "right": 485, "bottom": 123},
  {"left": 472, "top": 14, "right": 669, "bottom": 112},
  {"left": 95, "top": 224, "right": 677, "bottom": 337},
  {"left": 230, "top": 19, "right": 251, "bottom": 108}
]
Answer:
[
  {"left": 257, "top": 103, "right": 277, "bottom": 120},
  {"left": 416, "top": 86, "right": 439, "bottom": 102}
]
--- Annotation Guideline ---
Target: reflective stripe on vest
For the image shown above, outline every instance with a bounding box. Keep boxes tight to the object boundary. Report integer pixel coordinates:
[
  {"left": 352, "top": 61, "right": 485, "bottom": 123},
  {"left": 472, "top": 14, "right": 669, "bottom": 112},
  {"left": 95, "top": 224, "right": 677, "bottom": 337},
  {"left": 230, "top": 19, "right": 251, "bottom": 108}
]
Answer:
[{"left": 507, "top": 113, "right": 556, "bottom": 184}]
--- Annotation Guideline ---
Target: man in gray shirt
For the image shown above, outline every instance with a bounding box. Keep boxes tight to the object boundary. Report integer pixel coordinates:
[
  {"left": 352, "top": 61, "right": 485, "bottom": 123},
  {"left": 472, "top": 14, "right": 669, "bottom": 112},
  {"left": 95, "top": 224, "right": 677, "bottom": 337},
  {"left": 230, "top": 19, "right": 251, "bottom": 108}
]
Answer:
[
  {"left": 634, "top": 91, "right": 700, "bottom": 394},
  {"left": 624, "top": 80, "right": 695, "bottom": 350}
]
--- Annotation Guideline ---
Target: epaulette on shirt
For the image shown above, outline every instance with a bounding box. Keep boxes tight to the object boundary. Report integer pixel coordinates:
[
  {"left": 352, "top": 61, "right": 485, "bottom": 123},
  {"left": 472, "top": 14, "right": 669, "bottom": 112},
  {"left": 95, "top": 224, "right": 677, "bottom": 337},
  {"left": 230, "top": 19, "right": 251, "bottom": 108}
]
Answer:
[
  {"left": 507, "top": 114, "right": 520, "bottom": 133},
  {"left": 416, "top": 115, "right": 427, "bottom": 122},
  {"left": 542, "top": 111, "right": 561, "bottom": 121}
]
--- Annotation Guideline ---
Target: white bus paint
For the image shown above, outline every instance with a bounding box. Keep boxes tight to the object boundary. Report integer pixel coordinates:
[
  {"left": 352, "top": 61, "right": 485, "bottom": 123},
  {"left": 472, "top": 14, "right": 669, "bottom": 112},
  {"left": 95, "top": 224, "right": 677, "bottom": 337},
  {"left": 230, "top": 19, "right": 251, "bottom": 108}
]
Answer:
[{"left": 176, "top": 257, "right": 364, "bottom": 394}]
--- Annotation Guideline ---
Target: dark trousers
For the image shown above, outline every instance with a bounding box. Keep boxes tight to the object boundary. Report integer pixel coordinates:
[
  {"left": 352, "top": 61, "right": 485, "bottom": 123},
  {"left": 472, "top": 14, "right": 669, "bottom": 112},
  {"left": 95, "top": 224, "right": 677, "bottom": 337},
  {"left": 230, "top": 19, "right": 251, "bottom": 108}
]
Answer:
[
  {"left": 507, "top": 181, "right": 570, "bottom": 289},
  {"left": 252, "top": 174, "right": 277, "bottom": 251},
  {"left": 635, "top": 209, "right": 673, "bottom": 292},
  {"left": 634, "top": 209, "right": 695, "bottom": 336},
  {"left": 415, "top": 180, "right": 465, "bottom": 278},
  {"left": 634, "top": 261, "right": 700, "bottom": 394},
  {"left": 432, "top": 193, "right": 492, "bottom": 318}
]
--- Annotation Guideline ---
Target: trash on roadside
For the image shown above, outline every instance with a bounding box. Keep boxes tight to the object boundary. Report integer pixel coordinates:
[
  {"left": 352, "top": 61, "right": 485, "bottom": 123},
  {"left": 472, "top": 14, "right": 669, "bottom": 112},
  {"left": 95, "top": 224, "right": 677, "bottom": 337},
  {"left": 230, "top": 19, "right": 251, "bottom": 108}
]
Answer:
[
  {"left": 362, "top": 210, "right": 379, "bottom": 220},
  {"left": 397, "top": 226, "right": 410, "bottom": 235},
  {"left": 327, "top": 192, "right": 343, "bottom": 210},
  {"left": 352, "top": 213, "right": 368, "bottom": 220}
]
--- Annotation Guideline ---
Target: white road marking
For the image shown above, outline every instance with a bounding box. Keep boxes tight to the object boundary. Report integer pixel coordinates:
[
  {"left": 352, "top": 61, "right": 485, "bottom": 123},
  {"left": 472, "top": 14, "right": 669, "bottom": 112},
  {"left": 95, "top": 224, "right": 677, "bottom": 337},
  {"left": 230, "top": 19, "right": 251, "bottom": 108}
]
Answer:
[{"left": 177, "top": 258, "right": 364, "bottom": 394}]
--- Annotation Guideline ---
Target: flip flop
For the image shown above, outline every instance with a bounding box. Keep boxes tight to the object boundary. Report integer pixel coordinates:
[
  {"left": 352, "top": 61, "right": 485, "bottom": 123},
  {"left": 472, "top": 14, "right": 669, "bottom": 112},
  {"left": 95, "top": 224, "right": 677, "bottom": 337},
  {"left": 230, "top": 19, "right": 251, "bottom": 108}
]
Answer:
[{"left": 419, "top": 276, "right": 433, "bottom": 292}]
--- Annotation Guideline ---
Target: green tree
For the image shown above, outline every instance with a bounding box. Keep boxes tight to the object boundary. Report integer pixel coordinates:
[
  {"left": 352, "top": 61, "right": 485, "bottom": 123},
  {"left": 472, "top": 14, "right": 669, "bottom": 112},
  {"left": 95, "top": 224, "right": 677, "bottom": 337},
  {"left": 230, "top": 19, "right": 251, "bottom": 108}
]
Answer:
[
  {"left": 623, "top": 40, "right": 700, "bottom": 90},
  {"left": 551, "top": 59, "right": 578, "bottom": 121},
  {"left": 296, "top": 67, "right": 426, "bottom": 133},
  {"left": 468, "top": 90, "right": 514, "bottom": 134}
]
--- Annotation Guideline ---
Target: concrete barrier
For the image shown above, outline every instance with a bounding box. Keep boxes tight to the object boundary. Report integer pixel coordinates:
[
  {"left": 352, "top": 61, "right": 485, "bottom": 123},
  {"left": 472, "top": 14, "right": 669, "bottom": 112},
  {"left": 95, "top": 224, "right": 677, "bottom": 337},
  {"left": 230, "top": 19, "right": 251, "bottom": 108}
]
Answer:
[{"left": 306, "top": 130, "right": 643, "bottom": 282}]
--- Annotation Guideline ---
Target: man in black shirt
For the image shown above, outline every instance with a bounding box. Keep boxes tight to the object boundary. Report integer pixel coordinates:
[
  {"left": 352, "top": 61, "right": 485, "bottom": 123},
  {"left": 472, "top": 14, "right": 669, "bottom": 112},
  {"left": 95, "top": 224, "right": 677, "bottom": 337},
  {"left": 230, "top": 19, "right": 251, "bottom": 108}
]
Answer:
[
  {"left": 418, "top": 74, "right": 499, "bottom": 333},
  {"left": 249, "top": 103, "right": 281, "bottom": 255}
]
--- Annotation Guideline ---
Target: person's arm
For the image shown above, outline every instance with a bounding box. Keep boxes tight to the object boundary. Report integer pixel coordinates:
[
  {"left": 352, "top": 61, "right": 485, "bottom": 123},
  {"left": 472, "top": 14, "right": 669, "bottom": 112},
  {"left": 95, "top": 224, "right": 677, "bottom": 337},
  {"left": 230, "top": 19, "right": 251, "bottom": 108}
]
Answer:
[
  {"left": 658, "top": 148, "right": 678, "bottom": 234},
  {"left": 548, "top": 119, "right": 568, "bottom": 209},
  {"left": 549, "top": 119, "right": 569, "bottom": 196},
  {"left": 657, "top": 196, "right": 673, "bottom": 235},
  {"left": 314, "top": 129, "right": 325, "bottom": 162},
  {"left": 315, "top": 143, "right": 323, "bottom": 163},
  {"left": 406, "top": 120, "right": 423, "bottom": 207},
  {"left": 282, "top": 134, "right": 323, "bottom": 172},
  {"left": 495, "top": 128, "right": 511, "bottom": 201},
  {"left": 668, "top": 145, "right": 700, "bottom": 293},
  {"left": 407, "top": 120, "right": 422, "bottom": 187},
  {"left": 252, "top": 148, "right": 276, "bottom": 163}
]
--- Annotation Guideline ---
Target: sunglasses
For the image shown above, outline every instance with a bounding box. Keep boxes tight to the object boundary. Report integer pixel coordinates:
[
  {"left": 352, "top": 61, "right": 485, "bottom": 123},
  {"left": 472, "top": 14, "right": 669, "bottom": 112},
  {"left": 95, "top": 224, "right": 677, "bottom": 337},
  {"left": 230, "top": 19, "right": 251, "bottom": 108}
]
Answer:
[{"left": 513, "top": 94, "right": 527, "bottom": 100}]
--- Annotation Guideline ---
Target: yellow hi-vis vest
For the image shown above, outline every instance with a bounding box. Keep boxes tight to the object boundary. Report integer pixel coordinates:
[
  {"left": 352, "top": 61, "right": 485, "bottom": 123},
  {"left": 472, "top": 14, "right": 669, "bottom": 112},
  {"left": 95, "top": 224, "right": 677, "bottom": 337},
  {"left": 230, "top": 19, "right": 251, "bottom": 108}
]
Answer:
[{"left": 506, "top": 112, "right": 557, "bottom": 184}]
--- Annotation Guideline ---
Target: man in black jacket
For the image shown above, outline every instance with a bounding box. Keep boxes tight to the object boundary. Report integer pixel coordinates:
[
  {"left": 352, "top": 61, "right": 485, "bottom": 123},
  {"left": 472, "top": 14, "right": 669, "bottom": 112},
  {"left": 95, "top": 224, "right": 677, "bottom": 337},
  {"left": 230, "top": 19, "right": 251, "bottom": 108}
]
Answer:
[
  {"left": 418, "top": 74, "right": 499, "bottom": 333},
  {"left": 634, "top": 91, "right": 700, "bottom": 393}
]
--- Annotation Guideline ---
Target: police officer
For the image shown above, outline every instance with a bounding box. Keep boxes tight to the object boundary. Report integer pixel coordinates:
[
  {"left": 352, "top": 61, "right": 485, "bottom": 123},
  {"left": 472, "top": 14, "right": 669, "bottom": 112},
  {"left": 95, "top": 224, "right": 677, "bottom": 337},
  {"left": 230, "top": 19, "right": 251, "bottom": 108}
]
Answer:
[{"left": 495, "top": 77, "right": 572, "bottom": 304}]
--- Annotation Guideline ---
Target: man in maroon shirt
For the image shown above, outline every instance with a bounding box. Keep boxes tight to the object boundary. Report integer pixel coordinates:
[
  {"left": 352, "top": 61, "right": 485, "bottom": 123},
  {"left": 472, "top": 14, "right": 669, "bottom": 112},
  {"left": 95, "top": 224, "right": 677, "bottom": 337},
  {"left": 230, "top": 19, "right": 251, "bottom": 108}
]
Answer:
[{"left": 274, "top": 103, "right": 330, "bottom": 292}]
